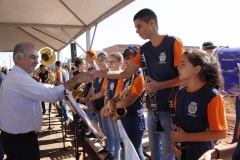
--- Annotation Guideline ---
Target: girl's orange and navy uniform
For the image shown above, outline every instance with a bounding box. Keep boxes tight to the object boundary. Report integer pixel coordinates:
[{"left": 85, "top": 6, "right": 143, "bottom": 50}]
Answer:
[
  {"left": 233, "top": 124, "right": 240, "bottom": 160},
  {"left": 94, "top": 77, "right": 107, "bottom": 111},
  {"left": 115, "top": 70, "right": 145, "bottom": 117},
  {"left": 115, "top": 70, "right": 146, "bottom": 160},
  {"left": 175, "top": 83, "right": 227, "bottom": 160}
]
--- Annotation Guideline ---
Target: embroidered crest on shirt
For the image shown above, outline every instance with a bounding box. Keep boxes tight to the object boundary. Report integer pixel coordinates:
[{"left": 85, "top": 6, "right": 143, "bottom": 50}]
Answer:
[
  {"left": 98, "top": 77, "right": 102, "bottom": 83},
  {"left": 188, "top": 102, "right": 197, "bottom": 117},
  {"left": 110, "top": 82, "right": 114, "bottom": 90},
  {"left": 159, "top": 52, "right": 166, "bottom": 64}
]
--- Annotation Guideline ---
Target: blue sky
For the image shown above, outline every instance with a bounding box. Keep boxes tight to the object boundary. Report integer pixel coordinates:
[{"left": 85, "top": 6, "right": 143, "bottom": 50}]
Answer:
[{"left": 0, "top": 0, "right": 239, "bottom": 68}]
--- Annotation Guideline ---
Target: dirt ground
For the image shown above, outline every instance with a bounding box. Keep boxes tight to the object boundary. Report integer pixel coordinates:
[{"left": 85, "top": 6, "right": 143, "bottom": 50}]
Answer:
[{"left": 221, "top": 96, "right": 236, "bottom": 145}]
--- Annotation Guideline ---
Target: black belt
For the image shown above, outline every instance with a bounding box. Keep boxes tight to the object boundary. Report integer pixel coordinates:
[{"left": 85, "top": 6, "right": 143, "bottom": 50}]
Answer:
[{"left": 1, "top": 130, "right": 37, "bottom": 136}]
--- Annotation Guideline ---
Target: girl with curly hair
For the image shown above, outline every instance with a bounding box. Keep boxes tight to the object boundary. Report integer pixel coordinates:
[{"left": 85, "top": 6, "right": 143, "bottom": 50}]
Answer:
[{"left": 171, "top": 49, "right": 227, "bottom": 160}]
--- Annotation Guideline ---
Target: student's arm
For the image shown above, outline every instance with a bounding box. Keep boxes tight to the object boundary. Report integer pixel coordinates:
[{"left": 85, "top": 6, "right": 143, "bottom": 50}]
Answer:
[
  {"left": 89, "top": 78, "right": 107, "bottom": 101},
  {"left": 145, "top": 77, "right": 187, "bottom": 93},
  {"left": 198, "top": 143, "right": 237, "bottom": 160},
  {"left": 80, "top": 85, "right": 93, "bottom": 103},
  {"left": 171, "top": 95, "right": 227, "bottom": 142},
  {"left": 171, "top": 128, "right": 226, "bottom": 142},
  {"left": 89, "top": 63, "right": 139, "bottom": 80}
]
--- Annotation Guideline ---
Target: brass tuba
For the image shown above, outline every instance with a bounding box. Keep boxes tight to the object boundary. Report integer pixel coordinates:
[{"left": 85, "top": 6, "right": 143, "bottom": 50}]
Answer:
[
  {"left": 111, "top": 74, "right": 135, "bottom": 120},
  {"left": 38, "top": 47, "right": 56, "bottom": 66}
]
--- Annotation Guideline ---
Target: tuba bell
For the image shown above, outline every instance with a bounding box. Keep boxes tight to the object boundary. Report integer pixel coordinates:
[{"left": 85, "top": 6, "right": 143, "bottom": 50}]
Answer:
[{"left": 38, "top": 47, "right": 56, "bottom": 66}]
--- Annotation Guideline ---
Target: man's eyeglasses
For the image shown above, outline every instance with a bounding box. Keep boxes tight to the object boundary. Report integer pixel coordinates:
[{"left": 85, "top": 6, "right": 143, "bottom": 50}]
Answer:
[{"left": 108, "top": 60, "right": 119, "bottom": 64}]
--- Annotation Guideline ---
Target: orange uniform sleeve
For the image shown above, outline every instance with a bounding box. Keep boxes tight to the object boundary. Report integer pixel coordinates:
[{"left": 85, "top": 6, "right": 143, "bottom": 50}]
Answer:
[
  {"left": 115, "top": 79, "right": 124, "bottom": 95},
  {"left": 56, "top": 70, "right": 62, "bottom": 78},
  {"left": 207, "top": 95, "right": 227, "bottom": 131},
  {"left": 130, "top": 75, "right": 144, "bottom": 97},
  {"left": 131, "top": 50, "right": 142, "bottom": 68},
  {"left": 101, "top": 78, "right": 107, "bottom": 89},
  {"left": 174, "top": 38, "right": 184, "bottom": 67}
]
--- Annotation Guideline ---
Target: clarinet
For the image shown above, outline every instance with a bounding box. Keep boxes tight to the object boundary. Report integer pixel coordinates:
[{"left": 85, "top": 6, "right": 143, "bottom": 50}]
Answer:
[
  {"left": 140, "top": 51, "right": 164, "bottom": 133},
  {"left": 168, "top": 94, "right": 181, "bottom": 160}
]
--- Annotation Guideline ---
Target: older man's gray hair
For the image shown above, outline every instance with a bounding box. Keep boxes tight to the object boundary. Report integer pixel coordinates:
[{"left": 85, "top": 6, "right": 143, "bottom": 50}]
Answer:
[{"left": 13, "top": 42, "right": 36, "bottom": 64}]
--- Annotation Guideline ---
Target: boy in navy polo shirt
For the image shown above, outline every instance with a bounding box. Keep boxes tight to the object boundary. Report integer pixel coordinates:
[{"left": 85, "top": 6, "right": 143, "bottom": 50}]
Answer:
[{"left": 88, "top": 8, "right": 185, "bottom": 160}]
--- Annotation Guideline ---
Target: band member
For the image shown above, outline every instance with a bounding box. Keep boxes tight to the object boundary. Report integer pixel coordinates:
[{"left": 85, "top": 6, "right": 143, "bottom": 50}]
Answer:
[
  {"left": 102, "top": 52, "right": 124, "bottom": 160},
  {"left": 73, "top": 58, "right": 86, "bottom": 103},
  {"left": 171, "top": 49, "right": 227, "bottom": 159},
  {"left": 83, "top": 50, "right": 99, "bottom": 124},
  {"left": 89, "top": 52, "right": 114, "bottom": 160},
  {"left": 0, "top": 42, "right": 92, "bottom": 160},
  {"left": 88, "top": 8, "right": 185, "bottom": 159},
  {"left": 108, "top": 46, "right": 146, "bottom": 160},
  {"left": 202, "top": 41, "right": 217, "bottom": 56},
  {"left": 38, "top": 64, "right": 52, "bottom": 114},
  {"left": 55, "top": 61, "right": 74, "bottom": 125}
]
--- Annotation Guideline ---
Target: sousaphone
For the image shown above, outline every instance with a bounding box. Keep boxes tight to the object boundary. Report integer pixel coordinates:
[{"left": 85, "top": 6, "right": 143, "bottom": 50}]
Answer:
[{"left": 38, "top": 47, "right": 56, "bottom": 66}]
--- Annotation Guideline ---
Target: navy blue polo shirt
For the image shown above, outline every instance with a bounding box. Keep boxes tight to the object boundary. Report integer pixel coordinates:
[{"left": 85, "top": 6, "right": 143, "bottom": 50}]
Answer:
[
  {"left": 232, "top": 124, "right": 240, "bottom": 160},
  {"left": 132, "top": 35, "right": 183, "bottom": 112},
  {"left": 73, "top": 70, "right": 83, "bottom": 90},
  {"left": 84, "top": 65, "right": 98, "bottom": 97},
  {"left": 121, "top": 70, "right": 144, "bottom": 118},
  {"left": 94, "top": 77, "right": 105, "bottom": 111},
  {"left": 175, "top": 84, "right": 227, "bottom": 159},
  {"left": 107, "top": 79, "right": 119, "bottom": 100}
]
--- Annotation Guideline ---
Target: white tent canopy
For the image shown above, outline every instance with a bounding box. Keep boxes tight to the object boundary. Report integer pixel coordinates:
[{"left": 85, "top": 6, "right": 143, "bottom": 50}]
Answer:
[{"left": 0, "top": 0, "right": 134, "bottom": 52}]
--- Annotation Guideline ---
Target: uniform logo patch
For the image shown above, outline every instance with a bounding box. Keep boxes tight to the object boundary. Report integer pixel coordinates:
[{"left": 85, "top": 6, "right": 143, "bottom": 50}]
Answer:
[
  {"left": 110, "top": 82, "right": 114, "bottom": 90},
  {"left": 188, "top": 102, "right": 197, "bottom": 117},
  {"left": 98, "top": 77, "right": 102, "bottom": 83},
  {"left": 159, "top": 52, "right": 166, "bottom": 64}
]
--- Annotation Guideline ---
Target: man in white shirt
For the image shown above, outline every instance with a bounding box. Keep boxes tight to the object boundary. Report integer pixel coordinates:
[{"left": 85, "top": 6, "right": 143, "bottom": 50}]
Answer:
[{"left": 0, "top": 42, "right": 92, "bottom": 160}]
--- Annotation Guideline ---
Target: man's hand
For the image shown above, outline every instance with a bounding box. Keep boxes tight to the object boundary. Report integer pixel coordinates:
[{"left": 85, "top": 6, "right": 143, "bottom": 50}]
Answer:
[
  {"left": 87, "top": 70, "right": 99, "bottom": 79},
  {"left": 171, "top": 127, "right": 187, "bottom": 142},
  {"left": 75, "top": 73, "right": 93, "bottom": 84},
  {"left": 198, "top": 149, "right": 215, "bottom": 160},
  {"left": 144, "top": 80, "right": 163, "bottom": 94}
]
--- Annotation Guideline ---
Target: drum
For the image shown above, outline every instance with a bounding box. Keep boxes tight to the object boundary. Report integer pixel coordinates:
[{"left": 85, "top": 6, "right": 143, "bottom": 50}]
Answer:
[{"left": 215, "top": 47, "right": 240, "bottom": 96}]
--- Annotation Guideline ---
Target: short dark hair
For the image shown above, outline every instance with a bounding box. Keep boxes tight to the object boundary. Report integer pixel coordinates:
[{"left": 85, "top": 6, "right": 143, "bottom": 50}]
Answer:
[
  {"left": 133, "top": 8, "right": 158, "bottom": 29},
  {"left": 55, "top": 61, "right": 61, "bottom": 67},
  {"left": 40, "top": 64, "right": 45, "bottom": 68},
  {"left": 74, "top": 58, "right": 84, "bottom": 68},
  {"left": 71, "top": 67, "right": 75, "bottom": 71}
]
